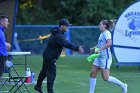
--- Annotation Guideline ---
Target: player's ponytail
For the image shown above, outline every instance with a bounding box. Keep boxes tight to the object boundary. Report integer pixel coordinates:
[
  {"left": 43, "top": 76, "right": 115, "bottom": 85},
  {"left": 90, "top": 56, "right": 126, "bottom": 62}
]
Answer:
[{"left": 109, "top": 19, "right": 116, "bottom": 32}]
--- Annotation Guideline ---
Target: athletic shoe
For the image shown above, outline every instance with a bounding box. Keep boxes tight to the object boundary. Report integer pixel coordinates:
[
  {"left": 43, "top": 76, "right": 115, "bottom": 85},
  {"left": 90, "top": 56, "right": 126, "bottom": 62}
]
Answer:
[
  {"left": 34, "top": 85, "right": 43, "bottom": 93},
  {"left": 122, "top": 83, "right": 127, "bottom": 93}
]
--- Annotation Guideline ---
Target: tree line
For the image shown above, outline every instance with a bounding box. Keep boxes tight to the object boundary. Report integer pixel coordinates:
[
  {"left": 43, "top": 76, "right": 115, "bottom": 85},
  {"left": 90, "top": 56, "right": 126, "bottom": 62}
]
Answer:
[{"left": 17, "top": 0, "right": 137, "bottom": 25}]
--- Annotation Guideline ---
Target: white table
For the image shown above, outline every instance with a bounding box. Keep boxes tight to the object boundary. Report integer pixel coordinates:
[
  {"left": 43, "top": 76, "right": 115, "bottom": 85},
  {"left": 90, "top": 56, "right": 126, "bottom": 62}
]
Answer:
[{"left": 8, "top": 52, "right": 31, "bottom": 71}]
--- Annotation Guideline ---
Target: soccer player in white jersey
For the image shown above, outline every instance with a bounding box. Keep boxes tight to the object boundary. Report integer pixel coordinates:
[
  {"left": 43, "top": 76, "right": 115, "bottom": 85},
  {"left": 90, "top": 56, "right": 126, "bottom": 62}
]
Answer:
[{"left": 89, "top": 20, "right": 127, "bottom": 93}]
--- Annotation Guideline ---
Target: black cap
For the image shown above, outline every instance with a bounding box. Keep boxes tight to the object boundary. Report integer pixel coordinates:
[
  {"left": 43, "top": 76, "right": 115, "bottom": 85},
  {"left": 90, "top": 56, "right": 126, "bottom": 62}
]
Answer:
[
  {"left": 0, "top": 15, "right": 8, "bottom": 20},
  {"left": 59, "top": 19, "right": 72, "bottom": 27}
]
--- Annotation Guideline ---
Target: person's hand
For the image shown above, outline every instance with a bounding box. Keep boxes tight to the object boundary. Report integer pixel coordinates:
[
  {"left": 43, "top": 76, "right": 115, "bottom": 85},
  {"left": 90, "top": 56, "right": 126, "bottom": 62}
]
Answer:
[
  {"left": 78, "top": 46, "right": 84, "bottom": 54},
  {"left": 95, "top": 48, "right": 100, "bottom": 54},
  {"left": 90, "top": 47, "right": 95, "bottom": 54},
  {"left": 90, "top": 45, "right": 97, "bottom": 54},
  {"left": 6, "top": 43, "right": 11, "bottom": 51}
]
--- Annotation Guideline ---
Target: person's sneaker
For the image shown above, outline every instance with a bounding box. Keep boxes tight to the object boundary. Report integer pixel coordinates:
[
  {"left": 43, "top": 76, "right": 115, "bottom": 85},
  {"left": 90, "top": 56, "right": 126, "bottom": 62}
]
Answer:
[
  {"left": 34, "top": 85, "right": 43, "bottom": 93},
  {"left": 122, "top": 83, "right": 127, "bottom": 93}
]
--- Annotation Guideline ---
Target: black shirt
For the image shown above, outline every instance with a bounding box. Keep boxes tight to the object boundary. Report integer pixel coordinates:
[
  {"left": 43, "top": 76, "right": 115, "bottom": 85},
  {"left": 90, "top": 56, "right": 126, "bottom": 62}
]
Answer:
[{"left": 43, "top": 27, "right": 79, "bottom": 60}]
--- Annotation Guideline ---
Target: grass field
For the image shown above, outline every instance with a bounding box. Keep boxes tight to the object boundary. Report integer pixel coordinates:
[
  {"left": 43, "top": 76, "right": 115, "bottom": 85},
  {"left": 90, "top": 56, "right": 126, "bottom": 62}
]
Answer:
[{"left": 2, "top": 55, "right": 140, "bottom": 93}]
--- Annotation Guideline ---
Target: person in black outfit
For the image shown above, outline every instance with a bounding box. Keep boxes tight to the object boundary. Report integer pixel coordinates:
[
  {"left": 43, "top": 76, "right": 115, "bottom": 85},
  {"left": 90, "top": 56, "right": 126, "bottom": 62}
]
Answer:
[{"left": 34, "top": 19, "right": 84, "bottom": 93}]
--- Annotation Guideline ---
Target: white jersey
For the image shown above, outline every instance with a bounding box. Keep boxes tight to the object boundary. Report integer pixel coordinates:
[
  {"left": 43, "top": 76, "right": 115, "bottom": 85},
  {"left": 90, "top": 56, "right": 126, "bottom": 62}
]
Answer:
[{"left": 98, "top": 30, "right": 112, "bottom": 59}]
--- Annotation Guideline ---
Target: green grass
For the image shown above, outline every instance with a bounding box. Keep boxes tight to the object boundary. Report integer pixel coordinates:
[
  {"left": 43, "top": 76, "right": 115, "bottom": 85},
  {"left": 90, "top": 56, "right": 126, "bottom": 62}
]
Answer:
[{"left": 2, "top": 55, "right": 140, "bottom": 93}]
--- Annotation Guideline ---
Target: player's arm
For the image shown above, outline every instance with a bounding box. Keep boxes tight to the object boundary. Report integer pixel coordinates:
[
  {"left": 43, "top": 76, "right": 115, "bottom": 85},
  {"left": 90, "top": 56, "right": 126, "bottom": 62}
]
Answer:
[
  {"left": 56, "top": 35, "right": 84, "bottom": 53},
  {"left": 56, "top": 34, "right": 79, "bottom": 51}
]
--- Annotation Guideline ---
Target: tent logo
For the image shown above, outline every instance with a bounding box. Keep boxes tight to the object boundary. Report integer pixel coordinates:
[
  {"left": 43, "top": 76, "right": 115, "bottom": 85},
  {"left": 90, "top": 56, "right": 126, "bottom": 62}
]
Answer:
[
  {"left": 125, "top": 11, "right": 140, "bottom": 37},
  {"left": 125, "top": 11, "right": 140, "bottom": 30}
]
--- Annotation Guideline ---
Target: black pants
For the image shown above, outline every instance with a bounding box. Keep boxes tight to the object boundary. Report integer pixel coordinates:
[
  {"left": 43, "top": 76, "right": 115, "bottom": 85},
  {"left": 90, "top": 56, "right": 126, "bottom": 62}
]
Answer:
[
  {"left": 0, "top": 56, "right": 7, "bottom": 77},
  {"left": 36, "top": 58, "right": 56, "bottom": 93}
]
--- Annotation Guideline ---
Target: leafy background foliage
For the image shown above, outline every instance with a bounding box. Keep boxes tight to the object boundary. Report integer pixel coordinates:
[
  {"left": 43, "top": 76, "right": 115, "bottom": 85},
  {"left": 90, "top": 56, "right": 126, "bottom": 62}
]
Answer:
[{"left": 17, "top": 0, "right": 136, "bottom": 25}]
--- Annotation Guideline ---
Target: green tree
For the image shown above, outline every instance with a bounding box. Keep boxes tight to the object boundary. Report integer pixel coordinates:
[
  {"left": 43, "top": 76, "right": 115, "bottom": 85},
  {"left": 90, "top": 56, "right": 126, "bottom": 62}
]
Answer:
[{"left": 17, "top": 0, "right": 137, "bottom": 25}]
